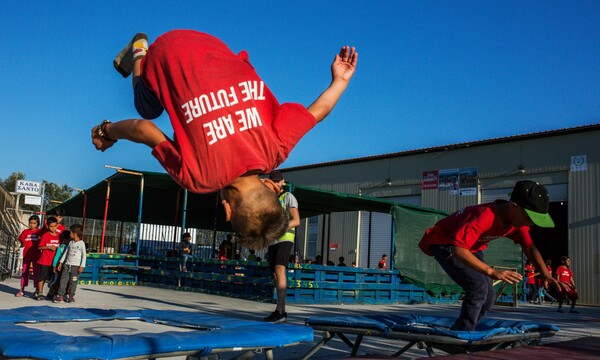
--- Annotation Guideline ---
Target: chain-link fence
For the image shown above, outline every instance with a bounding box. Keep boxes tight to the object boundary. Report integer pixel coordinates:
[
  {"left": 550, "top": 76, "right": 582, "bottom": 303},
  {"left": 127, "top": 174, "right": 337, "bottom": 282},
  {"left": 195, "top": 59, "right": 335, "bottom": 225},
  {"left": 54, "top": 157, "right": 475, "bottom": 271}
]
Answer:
[
  {"left": 0, "top": 223, "right": 19, "bottom": 280},
  {"left": 62, "top": 216, "right": 240, "bottom": 259}
]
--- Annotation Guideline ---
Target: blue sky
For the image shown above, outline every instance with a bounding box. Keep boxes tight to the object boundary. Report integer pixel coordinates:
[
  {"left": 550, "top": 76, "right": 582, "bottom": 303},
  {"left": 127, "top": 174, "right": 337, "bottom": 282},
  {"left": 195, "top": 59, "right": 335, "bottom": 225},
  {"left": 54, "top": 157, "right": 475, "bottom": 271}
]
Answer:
[{"left": 1, "top": 1, "right": 599, "bottom": 190}]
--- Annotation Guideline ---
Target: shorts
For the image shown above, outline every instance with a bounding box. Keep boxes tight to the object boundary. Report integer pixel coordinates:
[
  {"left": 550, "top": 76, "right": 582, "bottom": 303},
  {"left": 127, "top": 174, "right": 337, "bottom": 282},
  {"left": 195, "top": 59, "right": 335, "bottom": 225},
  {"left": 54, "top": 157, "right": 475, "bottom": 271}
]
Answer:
[
  {"left": 560, "top": 283, "right": 579, "bottom": 301},
  {"left": 38, "top": 265, "right": 53, "bottom": 282},
  {"left": 267, "top": 241, "right": 293, "bottom": 273},
  {"left": 134, "top": 78, "right": 164, "bottom": 119}
]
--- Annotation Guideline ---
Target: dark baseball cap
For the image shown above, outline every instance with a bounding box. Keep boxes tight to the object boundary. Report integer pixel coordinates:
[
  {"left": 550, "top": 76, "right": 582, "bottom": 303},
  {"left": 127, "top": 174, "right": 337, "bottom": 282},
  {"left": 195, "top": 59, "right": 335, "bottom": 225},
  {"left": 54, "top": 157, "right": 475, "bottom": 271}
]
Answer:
[
  {"left": 269, "top": 170, "right": 284, "bottom": 182},
  {"left": 510, "top": 180, "right": 555, "bottom": 228}
]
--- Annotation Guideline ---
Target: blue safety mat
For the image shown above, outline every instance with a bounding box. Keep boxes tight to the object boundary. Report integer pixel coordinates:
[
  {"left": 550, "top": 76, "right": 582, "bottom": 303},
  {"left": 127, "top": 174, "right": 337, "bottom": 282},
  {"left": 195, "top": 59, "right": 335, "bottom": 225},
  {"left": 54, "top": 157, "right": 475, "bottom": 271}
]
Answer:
[
  {"left": 306, "top": 314, "right": 559, "bottom": 341},
  {"left": 0, "top": 306, "right": 313, "bottom": 360}
]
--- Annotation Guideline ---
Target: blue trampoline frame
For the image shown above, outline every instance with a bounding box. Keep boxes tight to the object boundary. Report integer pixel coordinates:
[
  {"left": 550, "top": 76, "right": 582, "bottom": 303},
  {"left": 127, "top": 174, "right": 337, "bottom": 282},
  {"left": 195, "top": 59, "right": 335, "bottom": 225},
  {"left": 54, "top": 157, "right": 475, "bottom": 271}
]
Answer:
[
  {"left": 301, "top": 314, "right": 559, "bottom": 359},
  {"left": 0, "top": 307, "right": 313, "bottom": 360}
]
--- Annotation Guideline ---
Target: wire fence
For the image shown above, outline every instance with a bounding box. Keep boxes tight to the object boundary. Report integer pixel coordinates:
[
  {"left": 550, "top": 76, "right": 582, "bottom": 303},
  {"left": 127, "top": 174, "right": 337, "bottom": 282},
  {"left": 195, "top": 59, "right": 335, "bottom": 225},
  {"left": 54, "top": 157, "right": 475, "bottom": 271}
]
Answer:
[
  {"left": 0, "top": 222, "right": 19, "bottom": 280},
  {"left": 62, "top": 216, "right": 253, "bottom": 259}
]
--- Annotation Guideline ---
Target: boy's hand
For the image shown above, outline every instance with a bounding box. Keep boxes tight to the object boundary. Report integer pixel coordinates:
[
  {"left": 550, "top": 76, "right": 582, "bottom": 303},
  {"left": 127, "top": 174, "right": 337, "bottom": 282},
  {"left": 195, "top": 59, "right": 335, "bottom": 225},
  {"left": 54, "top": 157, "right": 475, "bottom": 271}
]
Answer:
[
  {"left": 78, "top": 266, "right": 84, "bottom": 273},
  {"left": 543, "top": 276, "right": 564, "bottom": 292},
  {"left": 489, "top": 269, "right": 523, "bottom": 284},
  {"left": 57, "top": 263, "right": 62, "bottom": 272},
  {"left": 92, "top": 126, "right": 116, "bottom": 152},
  {"left": 331, "top": 46, "right": 358, "bottom": 82}
]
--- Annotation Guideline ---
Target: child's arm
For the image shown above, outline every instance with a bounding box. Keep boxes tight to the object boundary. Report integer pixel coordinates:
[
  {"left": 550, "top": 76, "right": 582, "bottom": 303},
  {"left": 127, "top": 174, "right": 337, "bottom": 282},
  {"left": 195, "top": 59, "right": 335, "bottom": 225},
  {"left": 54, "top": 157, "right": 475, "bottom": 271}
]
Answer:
[
  {"left": 79, "top": 244, "right": 87, "bottom": 273},
  {"left": 307, "top": 46, "right": 358, "bottom": 123},
  {"left": 453, "top": 247, "right": 523, "bottom": 283},
  {"left": 92, "top": 119, "right": 168, "bottom": 152}
]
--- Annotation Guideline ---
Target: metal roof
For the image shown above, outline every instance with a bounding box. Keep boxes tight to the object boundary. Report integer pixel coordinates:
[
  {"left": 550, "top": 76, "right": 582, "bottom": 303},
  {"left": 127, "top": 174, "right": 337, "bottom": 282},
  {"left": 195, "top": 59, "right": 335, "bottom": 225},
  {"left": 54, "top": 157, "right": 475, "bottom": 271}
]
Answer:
[{"left": 283, "top": 123, "right": 600, "bottom": 171}]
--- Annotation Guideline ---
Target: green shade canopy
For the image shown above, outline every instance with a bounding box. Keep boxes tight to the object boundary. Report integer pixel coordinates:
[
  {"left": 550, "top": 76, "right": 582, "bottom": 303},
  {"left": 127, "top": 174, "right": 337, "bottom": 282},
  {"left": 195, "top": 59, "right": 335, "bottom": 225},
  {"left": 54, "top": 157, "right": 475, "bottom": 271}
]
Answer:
[{"left": 56, "top": 169, "right": 446, "bottom": 230}]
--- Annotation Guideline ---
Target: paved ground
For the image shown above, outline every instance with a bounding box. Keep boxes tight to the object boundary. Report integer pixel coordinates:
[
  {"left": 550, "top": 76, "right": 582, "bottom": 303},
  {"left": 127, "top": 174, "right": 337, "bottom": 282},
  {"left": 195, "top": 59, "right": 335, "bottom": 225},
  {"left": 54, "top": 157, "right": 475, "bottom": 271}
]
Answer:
[{"left": 1, "top": 277, "right": 599, "bottom": 359}]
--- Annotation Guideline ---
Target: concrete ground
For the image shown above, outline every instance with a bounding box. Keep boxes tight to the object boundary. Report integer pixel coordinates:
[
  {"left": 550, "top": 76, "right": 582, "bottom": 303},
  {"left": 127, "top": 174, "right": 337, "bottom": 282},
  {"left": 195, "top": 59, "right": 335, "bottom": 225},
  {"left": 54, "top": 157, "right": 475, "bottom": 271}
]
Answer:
[{"left": 1, "top": 277, "right": 599, "bottom": 359}]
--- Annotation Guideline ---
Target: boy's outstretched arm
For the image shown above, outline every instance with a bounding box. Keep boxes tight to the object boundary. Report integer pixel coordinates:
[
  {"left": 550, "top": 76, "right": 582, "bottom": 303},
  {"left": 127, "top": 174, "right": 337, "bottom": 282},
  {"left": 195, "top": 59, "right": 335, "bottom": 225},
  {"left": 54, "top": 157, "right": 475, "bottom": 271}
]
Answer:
[
  {"left": 307, "top": 46, "right": 358, "bottom": 123},
  {"left": 91, "top": 119, "right": 168, "bottom": 152}
]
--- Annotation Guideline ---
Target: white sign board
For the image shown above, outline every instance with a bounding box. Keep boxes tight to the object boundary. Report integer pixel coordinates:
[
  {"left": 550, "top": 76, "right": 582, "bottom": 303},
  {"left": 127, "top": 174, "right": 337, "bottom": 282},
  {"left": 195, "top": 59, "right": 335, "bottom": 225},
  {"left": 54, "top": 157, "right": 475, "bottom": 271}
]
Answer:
[
  {"left": 570, "top": 155, "right": 587, "bottom": 172},
  {"left": 24, "top": 195, "right": 42, "bottom": 206},
  {"left": 16, "top": 180, "right": 42, "bottom": 195}
]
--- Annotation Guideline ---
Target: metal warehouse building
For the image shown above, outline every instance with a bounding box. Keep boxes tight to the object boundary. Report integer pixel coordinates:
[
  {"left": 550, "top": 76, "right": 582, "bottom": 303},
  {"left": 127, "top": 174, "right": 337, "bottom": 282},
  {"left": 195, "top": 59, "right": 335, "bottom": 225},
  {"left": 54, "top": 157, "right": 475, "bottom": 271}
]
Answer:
[{"left": 281, "top": 124, "right": 600, "bottom": 306}]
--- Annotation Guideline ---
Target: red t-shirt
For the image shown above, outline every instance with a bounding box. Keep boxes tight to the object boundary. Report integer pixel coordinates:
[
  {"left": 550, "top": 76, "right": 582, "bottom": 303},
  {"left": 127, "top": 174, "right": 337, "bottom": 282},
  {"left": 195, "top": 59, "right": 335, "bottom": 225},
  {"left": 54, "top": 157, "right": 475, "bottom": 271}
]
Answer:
[
  {"left": 556, "top": 265, "right": 573, "bottom": 283},
  {"left": 419, "top": 202, "right": 534, "bottom": 256},
  {"left": 142, "top": 30, "right": 316, "bottom": 193},
  {"left": 524, "top": 264, "right": 536, "bottom": 284},
  {"left": 37, "top": 231, "right": 61, "bottom": 266},
  {"left": 18, "top": 228, "right": 41, "bottom": 262},
  {"left": 378, "top": 260, "right": 387, "bottom": 269}
]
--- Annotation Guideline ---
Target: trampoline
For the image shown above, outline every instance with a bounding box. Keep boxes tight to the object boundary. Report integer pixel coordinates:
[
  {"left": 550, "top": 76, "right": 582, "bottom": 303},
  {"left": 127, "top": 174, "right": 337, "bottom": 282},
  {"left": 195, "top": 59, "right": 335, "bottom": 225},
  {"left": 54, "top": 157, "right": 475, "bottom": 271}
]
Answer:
[
  {"left": 301, "top": 314, "right": 559, "bottom": 359},
  {"left": 0, "top": 306, "right": 313, "bottom": 360}
]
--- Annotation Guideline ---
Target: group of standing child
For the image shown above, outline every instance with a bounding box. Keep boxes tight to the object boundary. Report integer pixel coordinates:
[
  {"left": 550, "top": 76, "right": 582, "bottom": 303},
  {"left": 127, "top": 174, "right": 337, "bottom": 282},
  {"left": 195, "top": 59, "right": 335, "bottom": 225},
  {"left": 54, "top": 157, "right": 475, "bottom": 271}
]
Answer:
[
  {"left": 16, "top": 210, "right": 86, "bottom": 303},
  {"left": 525, "top": 256, "right": 578, "bottom": 313}
]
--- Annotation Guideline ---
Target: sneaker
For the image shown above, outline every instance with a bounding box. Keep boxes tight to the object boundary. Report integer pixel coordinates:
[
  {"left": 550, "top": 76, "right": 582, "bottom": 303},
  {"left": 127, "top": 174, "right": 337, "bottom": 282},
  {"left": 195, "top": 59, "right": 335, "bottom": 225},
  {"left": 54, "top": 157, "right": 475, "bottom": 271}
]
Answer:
[
  {"left": 557, "top": 308, "right": 565, "bottom": 313},
  {"left": 570, "top": 309, "right": 579, "bottom": 314},
  {"left": 264, "top": 311, "right": 287, "bottom": 323},
  {"left": 53, "top": 295, "right": 64, "bottom": 303},
  {"left": 36, "top": 294, "right": 45, "bottom": 301},
  {"left": 15, "top": 290, "right": 24, "bottom": 297},
  {"left": 113, "top": 33, "right": 148, "bottom": 78},
  {"left": 67, "top": 296, "right": 75, "bottom": 303}
]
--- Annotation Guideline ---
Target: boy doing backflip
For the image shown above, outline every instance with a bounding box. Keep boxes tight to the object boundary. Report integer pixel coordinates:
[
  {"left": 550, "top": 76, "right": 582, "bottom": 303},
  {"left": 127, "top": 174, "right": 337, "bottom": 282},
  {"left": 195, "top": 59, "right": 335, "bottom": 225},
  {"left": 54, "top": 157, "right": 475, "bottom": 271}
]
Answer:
[
  {"left": 419, "top": 180, "right": 563, "bottom": 330},
  {"left": 92, "top": 30, "right": 358, "bottom": 250}
]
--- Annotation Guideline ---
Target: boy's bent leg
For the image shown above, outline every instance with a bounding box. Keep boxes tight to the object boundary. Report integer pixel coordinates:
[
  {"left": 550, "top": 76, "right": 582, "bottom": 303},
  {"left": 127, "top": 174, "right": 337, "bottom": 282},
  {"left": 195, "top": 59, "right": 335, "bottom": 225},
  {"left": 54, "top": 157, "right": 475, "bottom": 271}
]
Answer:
[
  {"left": 114, "top": 33, "right": 148, "bottom": 78},
  {"left": 433, "top": 246, "right": 492, "bottom": 330}
]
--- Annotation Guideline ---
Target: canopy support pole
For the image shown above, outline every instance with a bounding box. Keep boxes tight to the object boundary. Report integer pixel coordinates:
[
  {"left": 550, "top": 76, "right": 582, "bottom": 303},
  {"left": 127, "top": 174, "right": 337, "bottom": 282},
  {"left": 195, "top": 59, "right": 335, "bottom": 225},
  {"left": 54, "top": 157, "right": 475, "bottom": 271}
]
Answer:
[{"left": 100, "top": 181, "right": 111, "bottom": 253}]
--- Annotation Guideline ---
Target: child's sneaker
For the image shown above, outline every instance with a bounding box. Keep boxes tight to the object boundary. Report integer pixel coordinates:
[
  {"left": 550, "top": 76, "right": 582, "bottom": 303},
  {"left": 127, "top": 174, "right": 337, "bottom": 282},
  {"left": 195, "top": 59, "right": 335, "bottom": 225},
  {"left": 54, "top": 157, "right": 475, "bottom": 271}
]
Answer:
[
  {"left": 53, "top": 295, "right": 64, "bottom": 303},
  {"left": 67, "top": 296, "right": 75, "bottom": 303},
  {"left": 264, "top": 310, "right": 287, "bottom": 323},
  {"left": 36, "top": 294, "right": 45, "bottom": 301},
  {"left": 113, "top": 33, "right": 148, "bottom": 78},
  {"left": 15, "top": 290, "right": 24, "bottom": 297}
]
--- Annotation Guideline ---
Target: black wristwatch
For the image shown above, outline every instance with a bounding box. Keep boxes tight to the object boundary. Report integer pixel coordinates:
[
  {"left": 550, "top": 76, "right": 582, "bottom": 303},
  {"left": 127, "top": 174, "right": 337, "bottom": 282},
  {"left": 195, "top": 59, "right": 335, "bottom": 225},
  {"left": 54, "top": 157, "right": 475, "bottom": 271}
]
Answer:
[{"left": 97, "top": 120, "right": 117, "bottom": 142}]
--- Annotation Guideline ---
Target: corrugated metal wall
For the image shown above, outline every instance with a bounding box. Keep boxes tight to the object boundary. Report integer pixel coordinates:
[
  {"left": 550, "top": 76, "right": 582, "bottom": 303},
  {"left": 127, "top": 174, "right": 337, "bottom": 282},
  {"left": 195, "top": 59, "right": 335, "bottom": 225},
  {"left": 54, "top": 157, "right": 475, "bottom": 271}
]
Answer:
[{"left": 569, "top": 154, "right": 600, "bottom": 306}]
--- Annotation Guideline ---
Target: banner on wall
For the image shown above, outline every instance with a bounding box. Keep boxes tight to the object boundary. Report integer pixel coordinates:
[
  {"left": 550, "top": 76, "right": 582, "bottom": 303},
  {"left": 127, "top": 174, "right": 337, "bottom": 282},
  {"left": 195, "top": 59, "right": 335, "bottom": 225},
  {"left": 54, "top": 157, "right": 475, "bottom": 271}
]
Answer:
[
  {"left": 438, "top": 169, "right": 459, "bottom": 194},
  {"left": 421, "top": 170, "right": 439, "bottom": 190},
  {"left": 458, "top": 167, "right": 478, "bottom": 196},
  {"left": 437, "top": 167, "right": 478, "bottom": 196}
]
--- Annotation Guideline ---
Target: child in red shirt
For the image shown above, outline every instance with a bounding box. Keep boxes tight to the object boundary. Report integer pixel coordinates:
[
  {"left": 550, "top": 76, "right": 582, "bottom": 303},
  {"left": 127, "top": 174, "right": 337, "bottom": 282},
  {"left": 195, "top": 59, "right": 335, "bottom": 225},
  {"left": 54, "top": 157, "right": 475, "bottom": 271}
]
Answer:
[
  {"left": 378, "top": 254, "right": 388, "bottom": 269},
  {"left": 524, "top": 260, "right": 538, "bottom": 303},
  {"left": 92, "top": 30, "right": 358, "bottom": 251},
  {"left": 36, "top": 216, "right": 61, "bottom": 301},
  {"left": 419, "top": 180, "right": 563, "bottom": 330},
  {"left": 556, "top": 256, "right": 578, "bottom": 313},
  {"left": 16, "top": 215, "right": 42, "bottom": 297}
]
